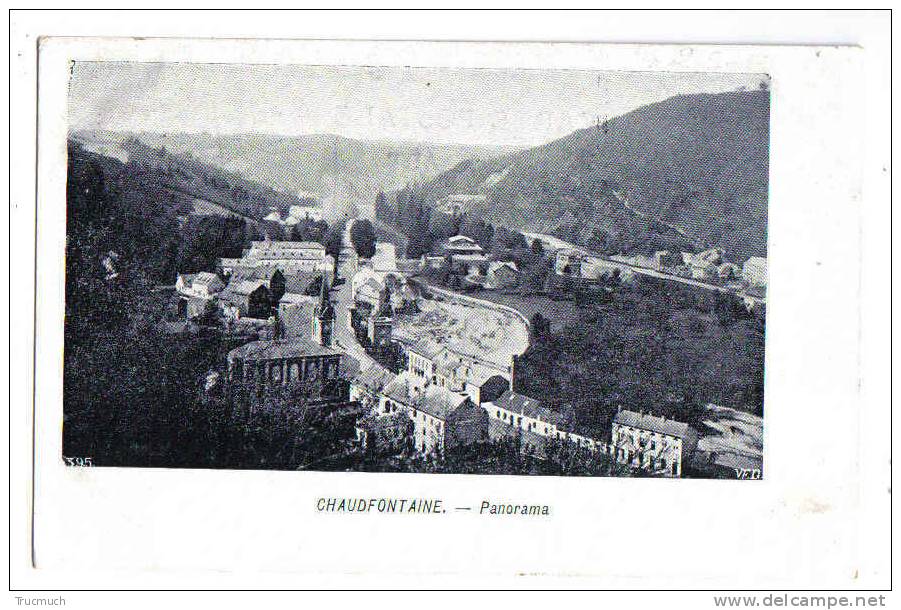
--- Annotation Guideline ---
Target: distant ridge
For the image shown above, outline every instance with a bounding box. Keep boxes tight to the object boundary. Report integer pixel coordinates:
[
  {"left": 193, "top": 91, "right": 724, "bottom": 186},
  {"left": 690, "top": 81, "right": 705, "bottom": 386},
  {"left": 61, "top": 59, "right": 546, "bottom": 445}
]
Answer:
[
  {"left": 71, "top": 130, "right": 516, "bottom": 222},
  {"left": 413, "top": 89, "right": 770, "bottom": 262}
]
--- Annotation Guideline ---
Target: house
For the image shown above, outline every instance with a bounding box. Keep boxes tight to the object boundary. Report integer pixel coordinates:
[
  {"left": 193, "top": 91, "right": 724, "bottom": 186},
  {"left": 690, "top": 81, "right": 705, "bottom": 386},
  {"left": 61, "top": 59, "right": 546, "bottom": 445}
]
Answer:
[
  {"left": 414, "top": 385, "right": 487, "bottom": 455},
  {"left": 192, "top": 272, "right": 225, "bottom": 298},
  {"left": 484, "top": 391, "right": 611, "bottom": 458},
  {"left": 284, "top": 204, "right": 323, "bottom": 225},
  {"left": 654, "top": 250, "right": 682, "bottom": 271},
  {"left": 743, "top": 257, "right": 767, "bottom": 287},
  {"left": 228, "top": 266, "right": 286, "bottom": 305},
  {"left": 404, "top": 339, "right": 511, "bottom": 405},
  {"left": 718, "top": 262, "right": 742, "bottom": 280},
  {"left": 689, "top": 259, "right": 717, "bottom": 280},
  {"left": 219, "top": 281, "right": 271, "bottom": 320},
  {"left": 451, "top": 254, "right": 490, "bottom": 276},
  {"left": 354, "top": 278, "right": 384, "bottom": 314},
  {"left": 379, "top": 372, "right": 487, "bottom": 455},
  {"left": 226, "top": 338, "right": 347, "bottom": 404},
  {"left": 484, "top": 261, "right": 519, "bottom": 289},
  {"left": 441, "top": 235, "right": 484, "bottom": 256},
  {"left": 554, "top": 249, "right": 585, "bottom": 275},
  {"left": 436, "top": 193, "right": 487, "bottom": 217},
  {"left": 487, "top": 391, "right": 567, "bottom": 438},
  {"left": 350, "top": 364, "right": 397, "bottom": 414},
  {"left": 176, "top": 271, "right": 225, "bottom": 299},
  {"left": 440, "top": 235, "right": 489, "bottom": 275},
  {"left": 220, "top": 240, "right": 333, "bottom": 275},
  {"left": 420, "top": 255, "right": 445, "bottom": 271},
  {"left": 175, "top": 273, "right": 197, "bottom": 296},
  {"left": 186, "top": 296, "right": 215, "bottom": 321},
  {"left": 611, "top": 409, "right": 698, "bottom": 477}
]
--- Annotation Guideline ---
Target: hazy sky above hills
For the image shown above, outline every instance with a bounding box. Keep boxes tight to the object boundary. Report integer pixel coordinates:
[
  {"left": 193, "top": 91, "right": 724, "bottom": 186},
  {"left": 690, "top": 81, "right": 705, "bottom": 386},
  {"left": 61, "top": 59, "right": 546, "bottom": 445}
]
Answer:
[{"left": 69, "top": 62, "right": 765, "bottom": 147}]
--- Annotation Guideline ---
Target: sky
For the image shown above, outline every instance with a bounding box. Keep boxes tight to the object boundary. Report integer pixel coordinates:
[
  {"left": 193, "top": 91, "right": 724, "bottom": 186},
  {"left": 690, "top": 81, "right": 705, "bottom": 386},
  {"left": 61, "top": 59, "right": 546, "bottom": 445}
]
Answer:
[{"left": 69, "top": 62, "right": 765, "bottom": 148}]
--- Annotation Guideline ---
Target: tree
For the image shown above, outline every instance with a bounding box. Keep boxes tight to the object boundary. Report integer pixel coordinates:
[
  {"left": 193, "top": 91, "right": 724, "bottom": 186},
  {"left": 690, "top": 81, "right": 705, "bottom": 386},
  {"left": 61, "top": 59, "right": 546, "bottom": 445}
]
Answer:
[
  {"left": 324, "top": 221, "right": 346, "bottom": 261},
  {"left": 350, "top": 219, "right": 377, "bottom": 258},
  {"left": 374, "top": 191, "right": 393, "bottom": 224},
  {"left": 530, "top": 312, "right": 552, "bottom": 339}
]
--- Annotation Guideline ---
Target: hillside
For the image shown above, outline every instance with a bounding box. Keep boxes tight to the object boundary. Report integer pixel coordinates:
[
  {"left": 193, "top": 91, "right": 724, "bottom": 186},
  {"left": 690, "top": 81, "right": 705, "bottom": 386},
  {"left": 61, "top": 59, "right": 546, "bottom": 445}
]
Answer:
[
  {"left": 412, "top": 90, "right": 770, "bottom": 262},
  {"left": 73, "top": 130, "right": 515, "bottom": 222}
]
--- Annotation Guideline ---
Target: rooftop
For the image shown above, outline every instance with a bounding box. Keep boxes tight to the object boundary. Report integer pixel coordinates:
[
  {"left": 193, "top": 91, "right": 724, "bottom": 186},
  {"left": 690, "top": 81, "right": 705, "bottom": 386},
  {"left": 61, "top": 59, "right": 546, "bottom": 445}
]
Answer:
[
  {"left": 227, "top": 338, "right": 342, "bottom": 362},
  {"left": 494, "top": 391, "right": 567, "bottom": 427},
  {"left": 409, "top": 338, "right": 445, "bottom": 361},
  {"left": 613, "top": 409, "right": 692, "bottom": 439},
  {"left": 230, "top": 266, "right": 283, "bottom": 282},
  {"left": 418, "top": 384, "right": 470, "bottom": 420},
  {"left": 382, "top": 371, "right": 416, "bottom": 405},
  {"left": 452, "top": 254, "right": 489, "bottom": 262},
  {"left": 353, "top": 364, "right": 397, "bottom": 393},
  {"left": 221, "top": 280, "right": 268, "bottom": 298},
  {"left": 193, "top": 271, "right": 222, "bottom": 286},
  {"left": 249, "top": 241, "right": 325, "bottom": 250}
]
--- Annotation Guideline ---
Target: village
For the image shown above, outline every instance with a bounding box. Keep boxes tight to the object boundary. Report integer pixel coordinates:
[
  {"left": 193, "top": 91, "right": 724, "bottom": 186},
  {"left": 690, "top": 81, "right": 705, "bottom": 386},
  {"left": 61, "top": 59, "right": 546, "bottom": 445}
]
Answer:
[{"left": 170, "top": 197, "right": 767, "bottom": 478}]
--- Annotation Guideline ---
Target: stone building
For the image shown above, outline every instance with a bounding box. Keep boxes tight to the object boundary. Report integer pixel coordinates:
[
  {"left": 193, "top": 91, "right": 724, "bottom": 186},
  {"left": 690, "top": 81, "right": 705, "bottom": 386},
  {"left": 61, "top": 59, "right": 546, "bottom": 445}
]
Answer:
[
  {"left": 350, "top": 364, "right": 397, "bottom": 415},
  {"left": 219, "top": 240, "right": 333, "bottom": 276},
  {"left": 611, "top": 409, "right": 698, "bottom": 477},
  {"left": 404, "top": 339, "right": 510, "bottom": 405},
  {"left": 226, "top": 338, "right": 347, "bottom": 405},
  {"left": 311, "top": 272, "right": 335, "bottom": 347},
  {"left": 379, "top": 371, "right": 487, "bottom": 455},
  {"left": 219, "top": 281, "right": 271, "bottom": 320}
]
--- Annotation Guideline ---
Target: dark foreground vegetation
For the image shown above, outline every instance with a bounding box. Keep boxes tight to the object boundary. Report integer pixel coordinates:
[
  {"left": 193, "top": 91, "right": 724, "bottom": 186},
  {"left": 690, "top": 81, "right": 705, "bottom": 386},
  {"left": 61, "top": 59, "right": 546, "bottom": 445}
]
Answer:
[
  {"left": 514, "top": 278, "right": 765, "bottom": 441},
  {"left": 63, "top": 142, "right": 348, "bottom": 467}
]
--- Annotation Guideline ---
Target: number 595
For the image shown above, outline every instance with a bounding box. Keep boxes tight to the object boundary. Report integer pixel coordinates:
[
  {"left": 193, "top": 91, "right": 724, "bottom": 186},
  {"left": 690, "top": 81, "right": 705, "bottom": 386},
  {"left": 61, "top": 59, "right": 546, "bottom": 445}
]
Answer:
[{"left": 63, "top": 456, "right": 93, "bottom": 467}]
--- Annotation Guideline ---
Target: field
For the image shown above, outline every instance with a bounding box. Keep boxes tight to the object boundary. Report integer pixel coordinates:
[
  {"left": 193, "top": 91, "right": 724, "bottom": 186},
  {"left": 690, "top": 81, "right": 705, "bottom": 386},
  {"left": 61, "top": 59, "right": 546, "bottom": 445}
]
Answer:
[
  {"left": 458, "top": 289, "right": 584, "bottom": 334},
  {"left": 393, "top": 297, "right": 529, "bottom": 367}
]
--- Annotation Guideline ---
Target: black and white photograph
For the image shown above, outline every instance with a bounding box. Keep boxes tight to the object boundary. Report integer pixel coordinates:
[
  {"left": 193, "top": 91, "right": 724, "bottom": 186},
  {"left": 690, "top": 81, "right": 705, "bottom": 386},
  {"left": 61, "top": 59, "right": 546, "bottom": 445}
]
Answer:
[
  {"left": 12, "top": 10, "right": 890, "bottom": 596},
  {"left": 64, "top": 63, "right": 768, "bottom": 479}
]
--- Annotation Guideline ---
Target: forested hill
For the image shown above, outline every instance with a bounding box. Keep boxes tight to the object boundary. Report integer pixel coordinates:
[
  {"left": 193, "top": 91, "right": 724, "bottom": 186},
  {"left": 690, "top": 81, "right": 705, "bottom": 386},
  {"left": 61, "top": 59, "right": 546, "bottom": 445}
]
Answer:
[
  {"left": 413, "top": 89, "right": 770, "bottom": 262},
  {"left": 71, "top": 133, "right": 312, "bottom": 221},
  {"left": 66, "top": 140, "right": 261, "bottom": 286},
  {"left": 73, "top": 130, "right": 515, "bottom": 222}
]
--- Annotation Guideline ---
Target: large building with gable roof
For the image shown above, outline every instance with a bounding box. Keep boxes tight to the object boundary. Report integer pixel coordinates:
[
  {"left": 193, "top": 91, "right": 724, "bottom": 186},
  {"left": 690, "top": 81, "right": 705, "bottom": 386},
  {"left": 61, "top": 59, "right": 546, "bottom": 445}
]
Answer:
[{"left": 611, "top": 409, "right": 698, "bottom": 477}]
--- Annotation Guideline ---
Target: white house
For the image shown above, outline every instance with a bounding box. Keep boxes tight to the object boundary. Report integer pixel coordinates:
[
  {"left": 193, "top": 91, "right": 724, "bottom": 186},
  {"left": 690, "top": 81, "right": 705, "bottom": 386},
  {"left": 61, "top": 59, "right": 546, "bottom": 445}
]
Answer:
[
  {"left": 175, "top": 271, "right": 225, "bottom": 299},
  {"left": 442, "top": 235, "right": 484, "bottom": 256},
  {"left": 743, "top": 257, "right": 767, "bottom": 287},
  {"left": 221, "top": 241, "right": 333, "bottom": 275},
  {"left": 611, "top": 409, "right": 698, "bottom": 477},
  {"left": 379, "top": 371, "right": 487, "bottom": 455},
  {"left": 371, "top": 242, "right": 398, "bottom": 273},
  {"left": 404, "top": 339, "right": 510, "bottom": 405}
]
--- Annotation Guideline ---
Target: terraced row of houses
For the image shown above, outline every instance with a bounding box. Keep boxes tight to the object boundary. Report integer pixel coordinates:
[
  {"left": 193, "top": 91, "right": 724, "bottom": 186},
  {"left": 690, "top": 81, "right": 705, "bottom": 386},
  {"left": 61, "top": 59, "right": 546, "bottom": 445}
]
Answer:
[{"left": 350, "top": 337, "right": 699, "bottom": 477}]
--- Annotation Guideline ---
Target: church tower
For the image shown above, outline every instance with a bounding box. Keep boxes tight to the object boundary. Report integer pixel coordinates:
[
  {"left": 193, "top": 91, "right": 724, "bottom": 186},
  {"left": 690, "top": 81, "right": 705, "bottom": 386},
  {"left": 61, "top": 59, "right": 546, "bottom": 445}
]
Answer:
[
  {"left": 367, "top": 284, "right": 394, "bottom": 349},
  {"left": 312, "top": 272, "right": 335, "bottom": 347}
]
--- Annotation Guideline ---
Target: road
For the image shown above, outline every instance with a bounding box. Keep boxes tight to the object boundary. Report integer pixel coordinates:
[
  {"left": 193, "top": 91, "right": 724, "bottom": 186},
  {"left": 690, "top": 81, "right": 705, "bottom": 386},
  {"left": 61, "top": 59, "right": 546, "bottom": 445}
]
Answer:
[
  {"left": 523, "top": 231, "right": 765, "bottom": 306},
  {"left": 331, "top": 219, "right": 385, "bottom": 375}
]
